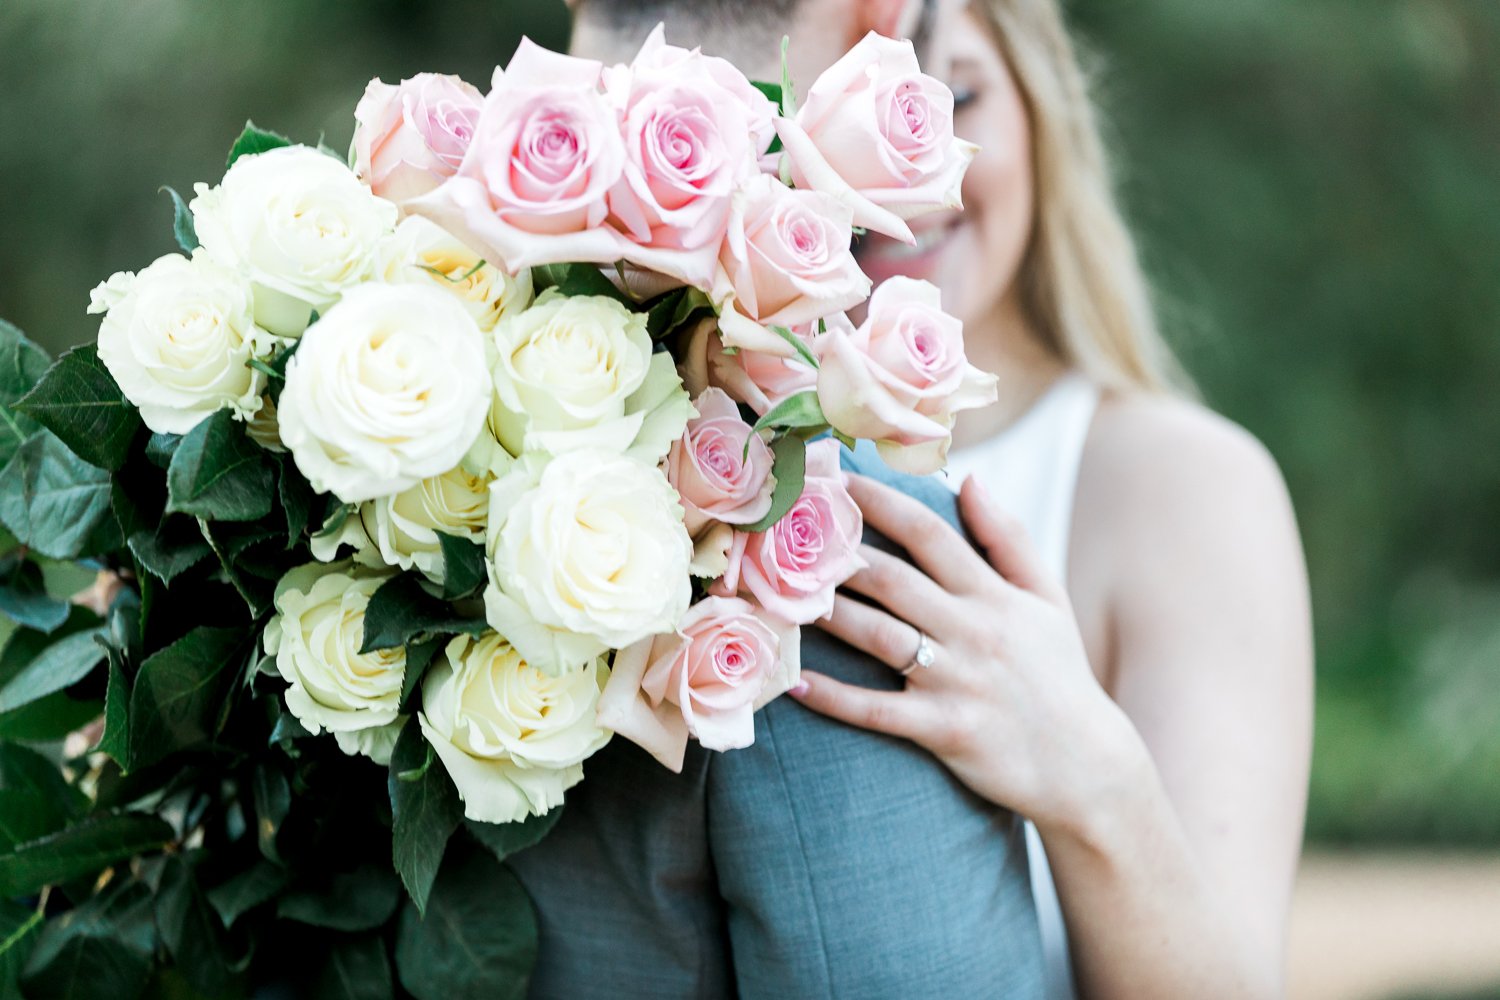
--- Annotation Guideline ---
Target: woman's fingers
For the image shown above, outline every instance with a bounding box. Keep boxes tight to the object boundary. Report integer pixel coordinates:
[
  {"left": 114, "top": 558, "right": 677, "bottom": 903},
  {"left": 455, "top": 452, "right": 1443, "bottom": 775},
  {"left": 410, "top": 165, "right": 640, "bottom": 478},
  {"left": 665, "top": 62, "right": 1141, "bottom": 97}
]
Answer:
[
  {"left": 958, "top": 474, "right": 1065, "bottom": 603},
  {"left": 788, "top": 669, "right": 936, "bottom": 742},
  {"left": 818, "top": 593, "right": 929, "bottom": 673},
  {"left": 842, "top": 546, "right": 967, "bottom": 636},
  {"left": 844, "top": 472, "right": 992, "bottom": 593}
]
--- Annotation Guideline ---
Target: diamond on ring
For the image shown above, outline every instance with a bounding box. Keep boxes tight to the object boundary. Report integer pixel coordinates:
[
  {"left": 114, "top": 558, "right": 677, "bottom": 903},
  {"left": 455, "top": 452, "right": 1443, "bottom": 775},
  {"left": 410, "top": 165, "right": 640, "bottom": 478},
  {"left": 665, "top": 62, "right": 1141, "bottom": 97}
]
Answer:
[{"left": 900, "top": 632, "right": 936, "bottom": 675}]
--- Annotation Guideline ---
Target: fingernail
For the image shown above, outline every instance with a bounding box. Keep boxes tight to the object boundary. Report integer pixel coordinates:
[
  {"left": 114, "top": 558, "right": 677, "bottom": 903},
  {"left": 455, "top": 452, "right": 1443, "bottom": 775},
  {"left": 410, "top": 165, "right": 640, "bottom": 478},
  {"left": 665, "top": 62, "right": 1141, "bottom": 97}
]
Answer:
[
  {"left": 968, "top": 474, "right": 992, "bottom": 504},
  {"left": 788, "top": 679, "right": 810, "bottom": 698}
]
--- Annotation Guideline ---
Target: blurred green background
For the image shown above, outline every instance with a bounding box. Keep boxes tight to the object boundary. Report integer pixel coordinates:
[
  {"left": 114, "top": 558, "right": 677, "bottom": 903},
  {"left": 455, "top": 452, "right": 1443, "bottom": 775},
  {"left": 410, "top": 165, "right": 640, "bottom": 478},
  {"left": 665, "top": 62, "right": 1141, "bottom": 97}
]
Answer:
[{"left": 1, "top": 0, "right": 1497, "bottom": 850}]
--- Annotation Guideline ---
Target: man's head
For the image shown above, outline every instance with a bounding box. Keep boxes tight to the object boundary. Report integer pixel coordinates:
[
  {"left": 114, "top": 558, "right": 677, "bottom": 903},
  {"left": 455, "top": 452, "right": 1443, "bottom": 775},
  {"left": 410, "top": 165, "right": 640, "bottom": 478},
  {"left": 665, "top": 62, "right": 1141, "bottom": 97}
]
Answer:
[{"left": 568, "top": 0, "right": 945, "bottom": 87}]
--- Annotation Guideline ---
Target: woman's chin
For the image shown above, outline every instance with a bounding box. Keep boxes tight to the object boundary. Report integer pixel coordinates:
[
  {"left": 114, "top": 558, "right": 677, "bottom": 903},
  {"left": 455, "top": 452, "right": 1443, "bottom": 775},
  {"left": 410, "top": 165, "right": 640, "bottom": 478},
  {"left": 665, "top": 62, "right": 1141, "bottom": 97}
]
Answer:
[{"left": 854, "top": 220, "right": 963, "bottom": 288}]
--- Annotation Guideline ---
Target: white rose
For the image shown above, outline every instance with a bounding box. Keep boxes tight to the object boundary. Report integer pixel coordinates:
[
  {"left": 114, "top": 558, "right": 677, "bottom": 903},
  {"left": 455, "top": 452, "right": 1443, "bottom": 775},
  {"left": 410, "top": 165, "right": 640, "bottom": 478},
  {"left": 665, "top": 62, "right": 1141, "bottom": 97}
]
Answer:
[
  {"left": 90, "top": 251, "right": 273, "bottom": 435},
  {"left": 262, "top": 561, "right": 406, "bottom": 764},
  {"left": 278, "top": 283, "right": 491, "bottom": 504},
  {"left": 310, "top": 454, "right": 503, "bottom": 585},
  {"left": 485, "top": 451, "right": 693, "bottom": 673},
  {"left": 418, "top": 631, "right": 610, "bottom": 823},
  {"left": 190, "top": 145, "right": 398, "bottom": 336},
  {"left": 372, "top": 216, "right": 532, "bottom": 332},
  {"left": 487, "top": 290, "right": 693, "bottom": 462}
]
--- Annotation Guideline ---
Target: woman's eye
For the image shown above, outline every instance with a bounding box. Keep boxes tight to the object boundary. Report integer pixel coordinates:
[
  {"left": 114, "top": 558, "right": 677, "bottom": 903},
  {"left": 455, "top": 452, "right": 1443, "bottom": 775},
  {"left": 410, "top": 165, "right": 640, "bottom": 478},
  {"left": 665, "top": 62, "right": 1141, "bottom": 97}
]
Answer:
[{"left": 951, "top": 86, "right": 979, "bottom": 111}]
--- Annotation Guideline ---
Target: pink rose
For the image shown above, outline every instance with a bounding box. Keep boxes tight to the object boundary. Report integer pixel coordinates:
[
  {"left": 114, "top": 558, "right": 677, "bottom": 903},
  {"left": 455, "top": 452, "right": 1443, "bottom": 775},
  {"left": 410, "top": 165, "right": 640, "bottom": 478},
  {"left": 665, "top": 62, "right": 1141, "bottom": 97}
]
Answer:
[
  {"left": 603, "top": 25, "right": 776, "bottom": 291},
  {"left": 595, "top": 597, "right": 801, "bottom": 771},
  {"left": 681, "top": 318, "right": 818, "bottom": 417},
  {"left": 712, "top": 174, "right": 871, "bottom": 356},
  {"left": 773, "top": 32, "right": 978, "bottom": 244},
  {"left": 666, "top": 388, "right": 775, "bottom": 534},
  {"left": 713, "top": 438, "right": 866, "bottom": 624},
  {"left": 406, "top": 39, "right": 629, "bottom": 272},
  {"left": 817, "top": 276, "right": 997, "bottom": 474},
  {"left": 353, "top": 73, "right": 484, "bottom": 207}
]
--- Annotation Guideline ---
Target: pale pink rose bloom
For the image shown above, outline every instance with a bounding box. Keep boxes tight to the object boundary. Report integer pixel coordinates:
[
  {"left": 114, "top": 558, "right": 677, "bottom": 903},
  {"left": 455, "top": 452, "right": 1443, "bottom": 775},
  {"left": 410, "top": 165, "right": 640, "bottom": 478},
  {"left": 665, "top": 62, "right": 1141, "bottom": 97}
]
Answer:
[
  {"left": 353, "top": 73, "right": 484, "bottom": 207},
  {"left": 679, "top": 319, "right": 819, "bottom": 417},
  {"left": 773, "top": 31, "right": 979, "bottom": 244},
  {"left": 406, "top": 39, "right": 629, "bottom": 273},
  {"left": 713, "top": 438, "right": 866, "bottom": 625},
  {"left": 666, "top": 388, "right": 775, "bottom": 535},
  {"left": 602, "top": 25, "right": 776, "bottom": 291},
  {"left": 817, "top": 276, "right": 998, "bottom": 475},
  {"left": 712, "top": 174, "right": 871, "bottom": 357},
  {"left": 595, "top": 597, "right": 801, "bottom": 771}
]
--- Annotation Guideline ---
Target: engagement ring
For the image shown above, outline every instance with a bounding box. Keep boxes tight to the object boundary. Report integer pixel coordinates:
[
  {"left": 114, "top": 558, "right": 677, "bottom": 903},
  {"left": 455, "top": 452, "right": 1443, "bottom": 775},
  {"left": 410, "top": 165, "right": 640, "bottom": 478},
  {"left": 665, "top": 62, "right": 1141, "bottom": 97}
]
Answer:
[{"left": 900, "top": 632, "right": 937, "bottom": 676}]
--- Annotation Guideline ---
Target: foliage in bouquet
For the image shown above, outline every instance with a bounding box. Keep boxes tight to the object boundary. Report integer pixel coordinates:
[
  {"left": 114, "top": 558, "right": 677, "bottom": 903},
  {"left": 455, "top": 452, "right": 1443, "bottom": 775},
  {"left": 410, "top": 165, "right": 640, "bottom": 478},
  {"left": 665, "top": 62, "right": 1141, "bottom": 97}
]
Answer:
[{"left": 0, "top": 25, "right": 992, "bottom": 1000}]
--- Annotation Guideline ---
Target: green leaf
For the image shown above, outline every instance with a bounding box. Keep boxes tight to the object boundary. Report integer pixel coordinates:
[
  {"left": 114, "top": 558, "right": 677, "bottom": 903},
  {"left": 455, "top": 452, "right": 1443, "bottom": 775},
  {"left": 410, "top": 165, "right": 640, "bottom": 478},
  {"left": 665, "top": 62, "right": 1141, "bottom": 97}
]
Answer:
[
  {"left": 436, "top": 533, "right": 486, "bottom": 600},
  {"left": 144, "top": 432, "right": 180, "bottom": 469},
  {"left": 462, "top": 807, "right": 562, "bottom": 865},
  {"left": 127, "top": 518, "right": 212, "bottom": 585},
  {"left": 743, "top": 434, "right": 808, "bottom": 533},
  {"left": 0, "top": 898, "right": 44, "bottom": 997},
  {"left": 161, "top": 185, "right": 199, "bottom": 253},
  {"left": 16, "top": 345, "right": 141, "bottom": 471},
  {"left": 276, "top": 866, "right": 402, "bottom": 932},
  {"left": 0, "top": 556, "right": 70, "bottom": 633},
  {"left": 204, "top": 858, "right": 289, "bottom": 929},
  {"left": 317, "top": 933, "right": 394, "bottom": 1000},
  {"left": 92, "top": 646, "right": 131, "bottom": 770},
  {"left": 360, "top": 574, "right": 487, "bottom": 654},
  {"left": 0, "top": 790, "right": 62, "bottom": 853},
  {"left": 0, "top": 627, "right": 107, "bottom": 714},
  {"left": 126, "top": 626, "right": 247, "bottom": 769},
  {"left": 251, "top": 761, "right": 289, "bottom": 864},
  {"left": 268, "top": 708, "right": 312, "bottom": 751},
  {"left": 0, "top": 431, "right": 113, "bottom": 560},
  {"left": 750, "top": 79, "right": 783, "bottom": 109},
  {"left": 18, "top": 877, "right": 156, "bottom": 1000},
  {"left": 155, "top": 854, "right": 238, "bottom": 998},
  {"left": 644, "top": 286, "right": 713, "bottom": 340},
  {"left": 388, "top": 717, "right": 464, "bottom": 917},
  {"left": 750, "top": 390, "right": 827, "bottom": 437},
  {"left": 166, "top": 410, "right": 274, "bottom": 522},
  {"left": 398, "top": 638, "right": 441, "bottom": 713},
  {"left": 393, "top": 844, "right": 537, "bottom": 1000},
  {"left": 0, "top": 691, "right": 101, "bottom": 744},
  {"left": 199, "top": 519, "right": 278, "bottom": 615},
  {"left": 0, "top": 811, "right": 176, "bottom": 898},
  {"left": 226, "top": 120, "right": 291, "bottom": 167},
  {"left": 767, "top": 325, "right": 820, "bottom": 370},
  {"left": 780, "top": 34, "right": 799, "bottom": 118},
  {"left": 0, "top": 319, "right": 50, "bottom": 470},
  {"left": 277, "top": 457, "right": 315, "bottom": 547},
  {"left": 531, "top": 262, "right": 633, "bottom": 305},
  {"left": 0, "top": 743, "right": 83, "bottom": 837}
]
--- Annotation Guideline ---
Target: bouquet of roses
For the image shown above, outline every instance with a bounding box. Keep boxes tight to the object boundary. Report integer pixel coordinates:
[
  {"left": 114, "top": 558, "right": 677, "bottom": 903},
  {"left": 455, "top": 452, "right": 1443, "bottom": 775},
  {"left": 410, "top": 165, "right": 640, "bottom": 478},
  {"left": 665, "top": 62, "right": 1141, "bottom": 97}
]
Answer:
[{"left": 0, "top": 25, "right": 991, "bottom": 998}]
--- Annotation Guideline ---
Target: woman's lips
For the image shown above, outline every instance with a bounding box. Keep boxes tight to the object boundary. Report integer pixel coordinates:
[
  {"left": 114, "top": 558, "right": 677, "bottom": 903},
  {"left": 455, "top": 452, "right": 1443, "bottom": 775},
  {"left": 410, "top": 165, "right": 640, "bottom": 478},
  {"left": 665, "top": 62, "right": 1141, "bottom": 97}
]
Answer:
[{"left": 854, "top": 220, "right": 960, "bottom": 285}]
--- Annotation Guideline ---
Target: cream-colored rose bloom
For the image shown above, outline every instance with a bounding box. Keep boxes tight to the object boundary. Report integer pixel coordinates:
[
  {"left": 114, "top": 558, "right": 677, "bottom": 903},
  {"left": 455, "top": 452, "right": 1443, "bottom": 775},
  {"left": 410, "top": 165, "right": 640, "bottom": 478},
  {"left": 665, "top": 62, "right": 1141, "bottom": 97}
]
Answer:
[
  {"left": 90, "top": 251, "right": 273, "bottom": 435},
  {"left": 484, "top": 451, "right": 694, "bottom": 674},
  {"left": 372, "top": 216, "right": 532, "bottom": 332},
  {"left": 418, "top": 631, "right": 611, "bottom": 823},
  {"left": 190, "top": 145, "right": 398, "bottom": 336},
  {"left": 262, "top": 562, "right": 406, "bottom": 765},
  {"left": 488, "top": 290, "right": 693, "bottom": 462},
  {"left": 278, "top": 283, "right": 491, "bottom": 503}
]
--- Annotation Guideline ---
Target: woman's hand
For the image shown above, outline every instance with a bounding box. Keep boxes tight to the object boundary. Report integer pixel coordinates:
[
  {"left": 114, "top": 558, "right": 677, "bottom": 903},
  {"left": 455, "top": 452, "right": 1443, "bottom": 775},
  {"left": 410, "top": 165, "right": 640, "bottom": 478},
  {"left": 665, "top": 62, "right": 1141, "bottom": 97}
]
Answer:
[{"left": 789, "top": 470, "right": 1147, "bottom": 836}]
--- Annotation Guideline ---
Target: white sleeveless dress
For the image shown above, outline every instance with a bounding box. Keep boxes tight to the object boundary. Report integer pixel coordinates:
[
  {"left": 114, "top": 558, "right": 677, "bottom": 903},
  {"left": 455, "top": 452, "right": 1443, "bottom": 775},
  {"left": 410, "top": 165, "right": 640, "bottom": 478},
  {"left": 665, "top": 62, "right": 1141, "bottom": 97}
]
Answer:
[{"left": 940, "top": 368, "right": 1101, "bottom": 1000}]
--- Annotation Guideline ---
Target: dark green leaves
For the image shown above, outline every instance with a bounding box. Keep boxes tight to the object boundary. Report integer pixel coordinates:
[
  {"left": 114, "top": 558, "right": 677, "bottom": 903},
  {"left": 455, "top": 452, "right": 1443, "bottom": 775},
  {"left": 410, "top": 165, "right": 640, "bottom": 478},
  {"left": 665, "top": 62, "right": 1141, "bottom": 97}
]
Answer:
[
  {"left": 160, "top": 185, "right": 198, "bottom": 253},
  {"left": 0, "top": 319, "right": 50, "bottom": 468},
  {"left": 317, "top": 934, "right": 394, "bottom": 1000},
  {"left": 127, "top": 626, "right": 247, "bottom": 769},
  {"left": 18, "top": 876, "right": 157, "bottom": 1000},
  {"left": 360, "top": 574, "right": 486, "bottom": 654},
  {"left": 0, "top": 555, "right": 70, "bottom": 633},
  {"left": 750, "top": 390, "right": 827, "bottom": 437},
  {"left": 204, "top": 858, "right": 289, "bottom": 929},
  {"left": 0, "top": 811, "right": 175, "bottom": 898},
  {"left": 127, "top": 517, "right": 212, "bottom": 585},
  {"left": 165, "top": 409, "right": 274, "bottom": 521},
  {"left": 155, "top": 854, "right": 243, "bottom": 998},
  {"left": 0, "top": 898, "right": 43, "bottom": 996},
  {"left": 16, "top": 345, "right": 141, "bottom": 471},
  {"left": 0, "top": 431, "right": 113, "bottom": 559},
  {"left": 227, "top": 120, "right": 291, "bottom": 167},
  {"left": 0, "top": 627, "right": 106, "bottom": 714},
  {"left": 645, "top": 286, "right": 713, "bottom": 340},
  {"left": 394, "top": 844, "right": 538, "bottom": 1000},
  {"left": 767, "top": 325, "right": 820, "bottom": 370},
  {"left": 388, "top": 717, "right": 463, "bottom": 916},
  {"left": 744, "top": 434, "right": 809, "bottom": 533},
  {"left": 436, "top": 533, "right": 485, "bottom": 600},
  {"left": 463, "top": 808, "right": 562, "bottom": 865},
  {"left": 276, "top": 866, "right": 402, "bottom": 932},
  {"left": 531, "top": 262, "right": 632, "bottom": 305}
]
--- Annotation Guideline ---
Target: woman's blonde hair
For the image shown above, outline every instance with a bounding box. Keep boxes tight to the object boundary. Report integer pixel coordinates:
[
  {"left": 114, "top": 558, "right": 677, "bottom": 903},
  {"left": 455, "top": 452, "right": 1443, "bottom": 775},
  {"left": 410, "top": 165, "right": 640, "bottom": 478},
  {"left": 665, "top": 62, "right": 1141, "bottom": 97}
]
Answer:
[{"left": 971, "top": 0, "right": 1188, "bottom": 394}]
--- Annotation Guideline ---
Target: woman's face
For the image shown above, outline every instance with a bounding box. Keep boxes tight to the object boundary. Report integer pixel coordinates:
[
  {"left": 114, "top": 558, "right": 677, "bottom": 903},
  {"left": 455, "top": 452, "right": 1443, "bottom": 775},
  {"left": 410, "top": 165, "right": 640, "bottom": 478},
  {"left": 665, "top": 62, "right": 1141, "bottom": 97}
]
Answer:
[{"left": 854, "top": 7, "right": 1035, "bottom": 331}]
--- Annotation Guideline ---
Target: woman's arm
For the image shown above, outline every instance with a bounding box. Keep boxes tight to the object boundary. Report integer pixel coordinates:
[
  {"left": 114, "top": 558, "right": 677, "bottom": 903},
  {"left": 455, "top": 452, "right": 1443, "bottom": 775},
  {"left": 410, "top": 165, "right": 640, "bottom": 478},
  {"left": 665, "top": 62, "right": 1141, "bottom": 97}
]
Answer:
[{"left": 788, "top": 401, "right": 1312, "bottom": 999}]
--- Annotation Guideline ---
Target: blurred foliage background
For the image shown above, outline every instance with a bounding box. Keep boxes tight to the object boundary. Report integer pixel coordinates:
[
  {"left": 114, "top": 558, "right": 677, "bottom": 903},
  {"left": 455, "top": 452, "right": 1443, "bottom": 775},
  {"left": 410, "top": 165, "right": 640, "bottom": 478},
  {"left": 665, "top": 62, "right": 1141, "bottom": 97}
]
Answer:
[{"left": 1, "top": 0, "right": 1496, "bottom": 846}]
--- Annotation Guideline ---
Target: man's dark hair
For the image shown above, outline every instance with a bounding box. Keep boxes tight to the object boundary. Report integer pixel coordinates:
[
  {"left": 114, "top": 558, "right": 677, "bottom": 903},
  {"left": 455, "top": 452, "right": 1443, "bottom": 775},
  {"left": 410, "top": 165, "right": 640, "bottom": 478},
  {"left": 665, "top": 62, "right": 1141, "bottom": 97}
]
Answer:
[{"left": 576, "top": 0, "right": 803, "bottom": 37}]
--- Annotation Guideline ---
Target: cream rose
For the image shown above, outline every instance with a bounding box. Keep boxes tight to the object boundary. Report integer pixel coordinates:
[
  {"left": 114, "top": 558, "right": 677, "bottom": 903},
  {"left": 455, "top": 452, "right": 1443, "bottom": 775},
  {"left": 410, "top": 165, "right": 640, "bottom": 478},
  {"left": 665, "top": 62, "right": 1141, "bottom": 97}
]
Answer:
[
  {"left": 90, "top": 251, "right": 272, "bottom": 435},
  {"left": 487, "top": 290, "right": 692, "bottom": 461},
  {"left": 418, "top": 631, "right": 611, "bottom": 823},
  {"left": 484, "top": 451, "right": 693, "bottom": 673},
  {"left": 278, "top": 283, "right": 491, "bottom": 503},
  {"left": 372, "top": 216, "right": 532, "bottom": 332},
  {"left": 262, "top": 562, "right": 406, "bottom": 765},
  {"left": 190, "top": 145, "right": 398, "bottom": 336}
]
